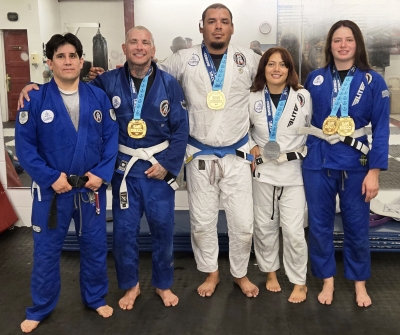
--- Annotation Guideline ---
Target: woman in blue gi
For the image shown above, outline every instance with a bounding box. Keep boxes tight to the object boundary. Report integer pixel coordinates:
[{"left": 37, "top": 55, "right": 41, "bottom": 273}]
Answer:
[
  {"left": 249, "top": 47, "right": 311, "bottom": 303},
  {"left": 303, "top": 20, "right": 390, "bottom": 307}
]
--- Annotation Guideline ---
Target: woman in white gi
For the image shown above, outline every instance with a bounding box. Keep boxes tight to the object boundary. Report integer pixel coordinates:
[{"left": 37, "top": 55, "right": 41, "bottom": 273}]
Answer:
[
  {"left": 303, "top": 20, "right": 389, "bottom": 307},
  {"left": 249, "top": 47, "right": 311, "bottom": 303}
]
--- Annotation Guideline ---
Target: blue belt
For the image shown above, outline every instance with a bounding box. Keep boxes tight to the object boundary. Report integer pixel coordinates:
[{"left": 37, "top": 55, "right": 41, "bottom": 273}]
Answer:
[{"left": 186, "top": 134, "right": 253, "bottom": 164}]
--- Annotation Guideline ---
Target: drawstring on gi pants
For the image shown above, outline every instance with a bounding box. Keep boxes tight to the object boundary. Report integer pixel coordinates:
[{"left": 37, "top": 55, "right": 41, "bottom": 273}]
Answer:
[
  {"left": 209, "top": 159, "right": 224, "bottom": 185},
  {"left": 271, "top": 186, "right": 284, "bottom": 220},
  {"left": 327, "top": 169, "right": 348, "bottom": 191},
  {"left": 73, "top": 193, "right": 92, "bottom": 236}
]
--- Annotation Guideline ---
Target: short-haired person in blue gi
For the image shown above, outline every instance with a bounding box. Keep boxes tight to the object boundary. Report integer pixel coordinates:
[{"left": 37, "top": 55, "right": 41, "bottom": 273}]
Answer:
[
  {"left": 15, "top": 33, "right": 118, "bottom": 333},
  {"left": 249, "top": 47, "right": 311, "bottom": 303},
  {"left": 302, "top": 20, "right": 390, "bottom": 307},
  {"left": 89, "top": 26, "right": 188, "bottom": 308}
]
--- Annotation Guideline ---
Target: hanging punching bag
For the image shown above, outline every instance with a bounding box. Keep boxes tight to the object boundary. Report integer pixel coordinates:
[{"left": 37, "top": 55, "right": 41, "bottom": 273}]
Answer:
[{"left": 93, "top": 26, "right": 108, "bottom": 71}]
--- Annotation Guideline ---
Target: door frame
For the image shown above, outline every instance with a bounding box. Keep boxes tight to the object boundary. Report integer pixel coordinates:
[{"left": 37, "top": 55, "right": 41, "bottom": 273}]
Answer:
[{"left": 0, "top": 31, "right": 8, "bottom": 123}]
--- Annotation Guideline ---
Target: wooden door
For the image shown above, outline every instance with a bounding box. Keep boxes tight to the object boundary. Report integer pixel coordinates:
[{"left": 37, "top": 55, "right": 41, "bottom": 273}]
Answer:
[{"left": 3, "top": 30, "right": 30, "bottom": 121}]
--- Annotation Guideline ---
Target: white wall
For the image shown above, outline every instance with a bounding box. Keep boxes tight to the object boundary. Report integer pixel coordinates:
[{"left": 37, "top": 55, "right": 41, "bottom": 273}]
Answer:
[
  {"left": 38, "top": 0, "right": 62, "bottom": 45},
  {"left": 59, "top": 1, "right": 125, "bottom": 69},
  {"left": 134, "top": 0, "right": 278, "bottom": 61}
]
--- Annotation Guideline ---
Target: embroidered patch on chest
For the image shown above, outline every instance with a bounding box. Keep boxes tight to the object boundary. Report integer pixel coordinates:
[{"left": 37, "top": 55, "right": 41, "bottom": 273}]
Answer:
[
  {"left": 41, "top": 110, "right": 54, "bottom": 123},
  {"left": 233, "top": 52, "right": 246, "bottom": 67},
  {"left": 160, "top": 100, "right": 170, "bottom": 117},
  {"left": 93, "top": 110, "right": 102, "bottom": 123},
  {"left": 112, "top": 96, "right": 121, "bottom": 108},
  {"left": 188, "top": 54, "right": 200, "bottom": 66}
]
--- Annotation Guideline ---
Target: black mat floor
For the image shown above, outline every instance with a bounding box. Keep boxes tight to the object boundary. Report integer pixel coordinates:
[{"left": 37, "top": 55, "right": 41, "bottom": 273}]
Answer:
[{"left": 1, "top": 227, "right": 400, "bottom": 335}]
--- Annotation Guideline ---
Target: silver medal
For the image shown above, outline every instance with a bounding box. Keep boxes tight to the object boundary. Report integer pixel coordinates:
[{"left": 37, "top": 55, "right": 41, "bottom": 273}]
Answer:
[{"left": 264, "top": 141, "right": 281, "bottom": 160}]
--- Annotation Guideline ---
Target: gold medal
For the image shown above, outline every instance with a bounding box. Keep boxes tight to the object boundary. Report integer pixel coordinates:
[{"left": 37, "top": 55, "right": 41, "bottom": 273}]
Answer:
[
  {"left": 322, "top": 116, "right": 339, "bottom": 135},
  {"left": 337, "top": 116, "right": 355, "bottom": 136},
  {"left": 127, "top": 119, "right": 147, "bottom": 138},
  {"left": 207, "top": 90, "right": 225, "bottom": 110}
]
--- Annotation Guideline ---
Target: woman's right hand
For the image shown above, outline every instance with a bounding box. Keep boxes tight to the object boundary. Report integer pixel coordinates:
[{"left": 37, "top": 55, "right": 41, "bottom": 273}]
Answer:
[{"left": 250, "top": 145, "right": 260, "bottom": 172}]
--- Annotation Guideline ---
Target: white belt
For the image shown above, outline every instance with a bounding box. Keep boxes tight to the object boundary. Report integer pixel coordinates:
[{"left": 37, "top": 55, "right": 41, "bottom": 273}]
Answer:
[
  {"left": 297, "top": 125, "right": 369, "bottom": 155},
  {"left": 118, "top": 140, "right": 179, "bottom": 209}
]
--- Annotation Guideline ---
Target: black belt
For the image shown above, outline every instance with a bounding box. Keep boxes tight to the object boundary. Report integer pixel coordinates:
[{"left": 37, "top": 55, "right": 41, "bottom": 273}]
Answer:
[
  {"left": 67, "top": 175, "right": 89, "bottom": 188},
  {"left": 48, "top": 175, "right": 89, "bottom": 229}
]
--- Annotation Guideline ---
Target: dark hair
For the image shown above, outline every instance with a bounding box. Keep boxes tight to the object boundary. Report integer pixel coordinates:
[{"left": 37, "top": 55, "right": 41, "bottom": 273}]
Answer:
[
  {"left": 324, "top": 20, "right": 370, "bottom": 70},
  {"left": 202, "top": 3, "right": 233, "bottom": 24},
  {"left": 251, "top": 47, "right": 301, "bottom": 92},
  {"left": 45, "top": 33, "right": 83, "bottom": 60}
]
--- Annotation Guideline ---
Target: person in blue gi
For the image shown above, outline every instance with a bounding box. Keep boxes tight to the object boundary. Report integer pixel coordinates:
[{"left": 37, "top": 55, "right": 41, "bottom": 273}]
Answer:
[
  {"left": 303, "top": 20, "right": 390, "bottom": 307},
  {"left": 89, "top": 26, "right": 188, "bottom": 309},
  {"left": 16, "top": 33, "right": 118, "bottom": 333}
]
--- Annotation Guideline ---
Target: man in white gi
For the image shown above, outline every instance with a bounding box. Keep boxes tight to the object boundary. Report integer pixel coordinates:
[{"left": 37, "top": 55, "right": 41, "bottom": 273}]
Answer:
[{"left": 159, "top": 3, "right": 260, "bottom": 298}]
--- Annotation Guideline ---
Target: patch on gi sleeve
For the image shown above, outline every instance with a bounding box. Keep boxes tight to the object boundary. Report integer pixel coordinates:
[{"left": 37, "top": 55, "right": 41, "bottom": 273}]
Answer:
[
  {"left": 112, "top": 96, "right": 121, "bottom": 108},
  {"left": 382, "top": 90, "right": 389, "bottom": 98},
  {"left": 93, "top": 110, "right": 102, "bottom": 123},
  {"left": 188, "top": 54, "right": 200, "bottom": 66},
  {"left": 181, "top": 100, "right": 187, "bottom": 110},
  {"left": 109, "top": 108, "right": 116, "bottom": 121},
  {"left": 254, "top": 100, "right": 263, "bottom": 113},
  {"left": 19, "top": 111, "right": 29, "bottom": 125},
  {"left": 32, "top": 225, "right": 41, "bottom": 233},
  {"left": 160, "top": 100, "right": 170, "bottom": 117},
  {"left": 365, "top": 73, "right": 372, "bottom": 84},
  {"left": 297, "top": 93, "right": 305, "bottom": 107},
  {"left": 233, "top": 52, "right": 246, "bottom": 67}
]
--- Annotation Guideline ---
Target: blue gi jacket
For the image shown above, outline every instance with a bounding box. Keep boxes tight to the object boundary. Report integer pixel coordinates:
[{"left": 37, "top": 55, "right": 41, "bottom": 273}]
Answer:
[
  {"left": 304, "top": 65, "right": 389, "bottom": 171},
  {"left": 91, "top": 61, "right": 188, "bottom": 178},
  {"left": 15, "top": 79, "right": 119, "bottom": 199}
]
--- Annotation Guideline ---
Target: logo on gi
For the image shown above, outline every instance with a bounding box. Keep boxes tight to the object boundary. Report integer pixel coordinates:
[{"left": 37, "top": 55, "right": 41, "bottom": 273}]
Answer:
[
  {"left": 41, "top": 110, "right": 54, "bottom": 123},
  {"left": 254, "top": 100, "right": 263, "bottom": 113},
  {"left": 19, "top": 111, "right": 29, "bottom": 125},
  {"left": 297, "top": 93, "right": 305, "bottom": 107},
  {"left": 160, "top": 100, "right": 170, "bottom": 117},
  {"left": 32, "top": 225, "right": 41, "bottom": 233},
  {"left": 109, "top": 108, "right": 116, "bottom": 121},
  {"left": 233, "top": 52, "right": 246, "bottom": 67},
  {"left": 112, "top": 96, "right": 121, "bottom": 109},
  {"left": 93, "top": 110, "right": 102, "bottom": 123},
  {"left": 188, "top": 54, "right": 200, "bottom": 66},
  {"left": 313, "top": 75, "right": 324, "bottom": 86}
]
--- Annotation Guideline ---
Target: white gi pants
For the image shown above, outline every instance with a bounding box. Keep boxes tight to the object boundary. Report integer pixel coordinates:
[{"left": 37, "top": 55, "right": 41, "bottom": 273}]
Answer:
[
  {"left": 253, "top": 181, "right": 307, "bottom": 285},
  {"left": 186, "top": 155, "right": 253, "bottom": 278}
]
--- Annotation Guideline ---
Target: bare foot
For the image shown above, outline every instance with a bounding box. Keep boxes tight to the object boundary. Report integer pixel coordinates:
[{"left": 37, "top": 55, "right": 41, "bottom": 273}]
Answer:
[
  {"left": 21, "top": 320, "right": 40, "bottom": 333},
  {"left": 318, "top": 277, "right": 334, "bottom": 305},
  {"left": 156, "top": 288, "right": 179, "bottom": 307},
  {"left": 288, "top": 284, "right": 307, "bottom": 303},
  {"left": 119, "top": 283, "right": 141, "bottom": 310},
  {"left": 355, "top": 281, "right": 372, "bottom": 307},
  {"left": 266, "top": 272, "right": 281, "bottom": 292},
  {"left": 96, "top": 305, "right": 113, "bottom": 318},
  {"left": 234, "top": 276, "right": 259, "bottom": 298},
  {"left": 197, "top": 271, "right": 220, "bottom": 297}
]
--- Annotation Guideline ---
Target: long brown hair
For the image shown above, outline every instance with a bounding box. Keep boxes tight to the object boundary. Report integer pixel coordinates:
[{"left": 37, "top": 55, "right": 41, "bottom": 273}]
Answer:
[
  {"left": 324, "top": 20, "right": 370, "bottom": 70},
  {"left": 250, "top": 47, "right": 301, "bottom": 92}
]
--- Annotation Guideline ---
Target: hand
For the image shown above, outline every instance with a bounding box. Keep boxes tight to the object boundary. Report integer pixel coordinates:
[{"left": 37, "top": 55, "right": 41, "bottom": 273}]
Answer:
[
  {"left": 362, "top": 169, "right": 380, "bottom": 202},
  {"left": 250, "top": 145, "right": 260, "bottom": 172},
  {"left": 18, "top": 84, "right": 39, "bottom": 109},
  {"left": 84, "top": 171, "right": 103, "bottom": 191},
  {"left": 52, "top": 172, "right": 72, "bottom": 194},
  {"left": 145, "top": 163, "right": 168, "bottom": 180},
  {"left": 88, "top": 67, "right": 105, "bottom": 81}
]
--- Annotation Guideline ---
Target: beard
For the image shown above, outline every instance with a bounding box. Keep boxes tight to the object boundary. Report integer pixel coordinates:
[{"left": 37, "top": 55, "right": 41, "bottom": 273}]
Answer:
[{"left": 209, "top": 41, "right": 227, "bottom": 50}]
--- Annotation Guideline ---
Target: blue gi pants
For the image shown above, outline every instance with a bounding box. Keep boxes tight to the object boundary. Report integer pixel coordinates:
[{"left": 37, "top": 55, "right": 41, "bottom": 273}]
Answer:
[
  {"left": 303, "top": 168, "right": 371, "bottom": 281},
  {"left": 112, "top": 174, "right": 175, "bottom": 290},
  {"left": 26, "top": 189, "right": 108, "bottom": 321}
]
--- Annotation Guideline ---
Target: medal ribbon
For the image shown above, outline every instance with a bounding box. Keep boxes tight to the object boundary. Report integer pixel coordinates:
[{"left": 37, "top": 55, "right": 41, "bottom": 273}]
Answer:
[
  {"left": 201, "top": 42, "right": 227, "bottom": 91},
  {"left": 330, "top": 65, "right": 356, "bottom": 118},
  {"left": 129, "top": 66, "right": 152, "bottom": 120},
  {"left": 264, "top": 85, "right": 289, "bottom": 142}
]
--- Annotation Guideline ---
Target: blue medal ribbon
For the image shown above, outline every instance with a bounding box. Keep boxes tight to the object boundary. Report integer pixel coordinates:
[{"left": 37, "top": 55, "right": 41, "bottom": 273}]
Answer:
[
  {"left": 330, "top": 65, "right": 356, "bottom": 118},
  {"left": 264, "top": 85, "right": 289, "bottom": 142},
  {"left": 201, "top": 42, "right": 227, "bottom": 91},
  {"left": 129, "top": 66, "right": 152, "bottom": 120}
]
